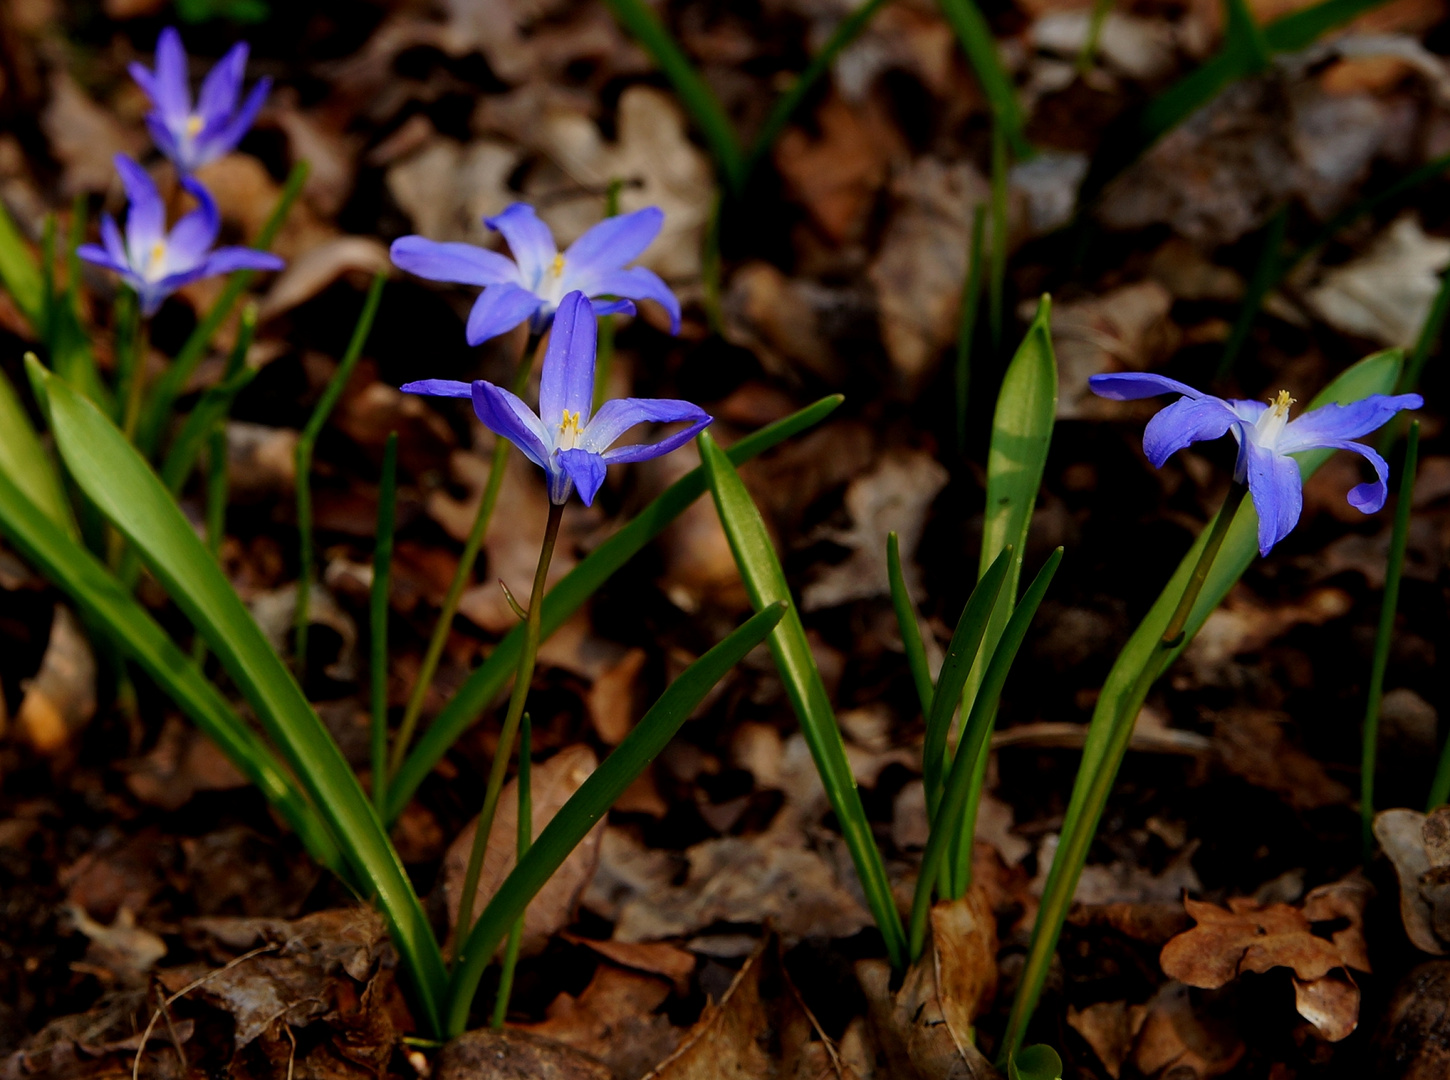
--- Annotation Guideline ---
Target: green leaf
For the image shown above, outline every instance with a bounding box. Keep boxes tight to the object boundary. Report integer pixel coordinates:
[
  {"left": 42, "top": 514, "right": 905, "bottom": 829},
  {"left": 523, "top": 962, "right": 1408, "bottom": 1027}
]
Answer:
[
  {"left": 600, "top": 0, "right": 746, "bottom": 193},
  {"left": 699, "top": 430, "right": 908, "bottom": 970},
  {"left": 1009, "top": 1044, "right": 1064, "bottom": 1080},
  {"left": 445, "top": 601, "right": 787, "bottom": 1035},
  {"left": 385, "top": 394, "right": 844, "bottom": 823},
  {"left": 909, "top": 548, "right": 1061, "bottom": 957},
  {"left": 0, "top": 393, "right": 340, "bottom": 873},
  {"left": 1221, "top": 0, "right": 1272, "bottom": 71},
  {"left": 0, "top": 362, "right": 74, "bottom": 536},
  {"left": 938, "top": 0, "right": 1030, "bottom": 159},
  {"left": 922, "top": 546, "right": 1012, "bottom": 819},
  {"left": 0, "top": 195, "right": 44, "bottom": 328},
  {"left": 38, "top": 368, "right": 448, "bottom": 1036},
  {"left": 887, "top": 531, "right": 934, "bottom": 719},
  {"left": 1001, "top": 347, "right": 1405, "bottom": 1062}
]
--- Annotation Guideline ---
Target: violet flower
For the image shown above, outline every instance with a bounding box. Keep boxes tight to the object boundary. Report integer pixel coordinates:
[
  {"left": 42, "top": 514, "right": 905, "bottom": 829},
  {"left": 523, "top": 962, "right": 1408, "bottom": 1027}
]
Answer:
[
  {"left": 1089, "top": 372, "right": 1422, "bottom": 555},
  {"left": 403, "top": 290, "right": 709, "bottom": 506},
  {"left": 129, "top": 27, "right": 271, "bottom": 174},
  {"left": 78, "top": 155, "right": 284, "bottom": 316},
  {"left": 390, "top": 203, "right": 681, "bottom": 345}
]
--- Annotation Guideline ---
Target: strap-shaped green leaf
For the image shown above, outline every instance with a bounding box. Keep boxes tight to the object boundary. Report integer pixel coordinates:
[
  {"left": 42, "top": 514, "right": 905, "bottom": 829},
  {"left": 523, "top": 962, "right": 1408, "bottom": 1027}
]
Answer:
[
  {"left": 445, "top": 601, "right": 787, "bottom": 1035},
  {"left": 1002, "top": 347, "right": 1405, "bottom": 1061},
  {"left": 938, "top": 0, "right": 1030, "bottom": 159},
  {"left": 38, "top": 366, "right": 448, "bottom": 1036},
  {"left": 0, "top": 425, "right": 339, "bottom": 873},
  {"left": 0, "top": 366, "right": 74, "bottom": 537},
  {"left": 1009, "top": 1045, "right": 1064, "bottom": 1080},
  {"left": 887, "top": 531, "right": 934, "bottom": 718},
  {"left": 699, "top": 430, "right": 908, "bottom": 970},
  {"left": 0, "top": 195, "right": 44, "bottom": 327},
  {"left": 385, "top": 394, "right": 844, "bottom": 823}
]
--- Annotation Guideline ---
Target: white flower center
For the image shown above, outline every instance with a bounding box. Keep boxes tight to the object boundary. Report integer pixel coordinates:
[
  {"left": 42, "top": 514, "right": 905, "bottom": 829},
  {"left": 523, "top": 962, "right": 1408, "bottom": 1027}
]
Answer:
[
  {"left": 557, "top": 409, "right": 583, "bottom": 451},
  {"left": 1251, "top": 389, "right": 1295, "bottom": 450},
  {"left": 142, "top": 239, "right": 170, "bottom": 282},
  {"left": 537, "top": 252, "right": 568, "bottom": 305},
  {"left": 185, "top": 114, "right": 204, "bottom": 141}
]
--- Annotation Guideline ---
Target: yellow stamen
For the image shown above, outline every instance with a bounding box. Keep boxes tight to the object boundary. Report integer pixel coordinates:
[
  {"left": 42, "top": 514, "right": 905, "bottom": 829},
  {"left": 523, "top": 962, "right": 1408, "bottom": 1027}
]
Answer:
[
  {"left": 185, "top": 114, "right": 204, "bottom": 138},
  {"left": 559, "top": 409, "right": 581, "bottom": 437},
  {"left": 551, "top": 253, "right": 565, "bottom": 277},
  {"left": 149, "top": 240, "right": 167, "bottom": 269},
  {"left": 1269, "top": 389, "right": 1295, "bottom": 417}
]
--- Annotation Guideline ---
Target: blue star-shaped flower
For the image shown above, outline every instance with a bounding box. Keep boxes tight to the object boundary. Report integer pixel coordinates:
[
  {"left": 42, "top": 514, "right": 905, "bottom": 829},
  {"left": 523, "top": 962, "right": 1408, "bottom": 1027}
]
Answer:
[
  {"left": 1090, "top": 372, "right": 1422, "bottom": 554},
  {"left": 129, "top": 27, "right": 271, "bottom": 175},
  {"left": 78, "top": 155, "right": 283, "bottom": 316},
  {"left": 403, "top": 291, "right": 709, "bottom": 506},
  {"left": 390, "top": 203, "right": 681, "bottom": 345}
]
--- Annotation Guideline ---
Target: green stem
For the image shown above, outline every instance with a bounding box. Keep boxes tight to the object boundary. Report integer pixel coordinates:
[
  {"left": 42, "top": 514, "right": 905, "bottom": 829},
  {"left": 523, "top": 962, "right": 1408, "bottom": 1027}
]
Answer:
[
  {"left": 452, "top": 501, "right": 564, "bottom": 965},
  {"left": 490, "top": 714, "right": 532, "bottom": 1029},
  {"left": 390, "top": 334, "right": 542, "bottom": 779},
  {"left": 372, "top": 433, "right": 400, "bottom": 817},
  {"left": 136, "top": 161, "right": 309, "bottom": 459},
  {"left": 1363, "top": 423, "right": 1416, "bottom": 842},
  {"left": 121, "top": 311, "right": 149, "bottom": 441},
  {"left": 997, "top": 482, "right": 1245, "bottom": 1064},
  {"left": 295, "top": 272, "right": 387, "bottom": 679}
]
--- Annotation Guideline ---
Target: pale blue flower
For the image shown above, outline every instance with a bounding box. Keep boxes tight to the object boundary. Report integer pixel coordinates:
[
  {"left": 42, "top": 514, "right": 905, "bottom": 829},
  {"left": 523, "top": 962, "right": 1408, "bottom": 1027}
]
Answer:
[
  {"left": 403, "top": 291, "right": 709, "bottom": 506},
  {"left": 1090, "top": 372, "right": 1423, "bottom": 554},
  {"left": 390, "top": 203, "right": 681, "bottom": 344}
]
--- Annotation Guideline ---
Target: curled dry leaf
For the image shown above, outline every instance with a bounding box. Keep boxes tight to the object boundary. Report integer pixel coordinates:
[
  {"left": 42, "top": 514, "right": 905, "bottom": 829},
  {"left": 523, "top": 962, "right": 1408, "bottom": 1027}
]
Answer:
[
  {"left": 1129, "top": 982, "right": 1245, "bottom": 1079},
  {"left": 41, "top": 72, "right": 147, "bottom": 195},
  {"left": 1160, "top": 876, "right": 1371, "bottom": 1041},
  {"left": 1374, "top": 807, "right": 1450, "bottom": 954},
  {"left": 258, "top": 235, "right": 391, "bottom": 321},
  {"left": 931, "top": 888, "right": 999, "bottom": 1041},
  {"left": 65, "top": 903, "right": 167, "bottom": 984},
  {"left": 1067, "top": 999, "right": 1147, "bottom": 1080},
  {"left": 386, "top": 138, "right": 519, "bottom": 244},
  {"left": 442, "top": 745, "right": 605, "bottom": 957},
  {"left": 1048, "top": 281, "right": 1178, "bottom": 421},
  {"left": 125, "top": 715, "right": 248, "bottom": 810},
  {"left": 774, "top": 94, "right": 898, "bottom": 244},
  {"left": 1210, "top": 708, "right": 1354, "bottom": 811},
  {"left": 15, "top": 606, "right": 96, "bottom": 755},
  {"left": 1375, "top": 959, "right": 1450, "bottom": 1080},
  {"left": 856, "top": 954, "right": 998, "bottom": 1080}
]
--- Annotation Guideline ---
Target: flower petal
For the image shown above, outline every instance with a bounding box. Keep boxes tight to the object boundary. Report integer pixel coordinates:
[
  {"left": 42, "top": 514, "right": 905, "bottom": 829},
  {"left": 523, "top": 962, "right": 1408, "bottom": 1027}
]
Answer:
[
  {"left": 465, "top": 283, "right": 543, "bottom": 345},
  {"left": 590, "top": 298, "right": 636, "bottom": 318},
  {"left": 558, "top": 448, "right": 607, "bottom": 506},
  {"left": 484, "top": 203, "right": 556, "bottom": 288},
  {"left": 390, "top": 236, "right": 518, "bottom": 287},
  {"left": 1308, "top": 439, "right": 1393, "bottom": 513},
  {"left": 562, "top": 207, "right": 664, "bottom": 274},
  {"left": 578, "top": 266, "right": 680, "bottom": 334},
  {"left": 152, "top": 27, "right": 192, "bottom": 120},
  {"left": 196, "top": 41, "right": 247, "bottom": 122},
  {"left": 114, "top": 155, "right": 165, "bottom": 254},
  {"left": 200, "top": 77, "right": 271, "bottom": 165},
  {"left": 76, "top": 243, "right": 126, "bottom": 275},
  {"left": 1088, "top": 372, "right": 1206, "bottom": 401},
  {"left": 1277, "top": 393, "right": 1424, "bottom": 452},
  {"left": 400, "top": 379, "right": 475, "bottom": 399},
  {"left": 1141, "top": 394, "right": 1241, "bottom": 467},
  {"left": 168, "top": 178, "right": 221, "bottom": 265},
  {"left": 128, "top": 62, "right": 159, "bottom": 103},
  {"left": 196, "top": 247, "right": 284, "bottom": 276},
  {"left": 584, "top": 398, "right": 712, "bottom": 463},
  {"left": 538, "top": 291, "right": 597, "bottom": 428},
  {"left": 100, "top": 214, "right": 128, "bottom": 268},
  {"left": 471, "top": 381, "right": 551, "bottom": 468},
  {"left": 1244, "top": 440, "right": 1303, "bottom": 555},
  {"left": 144, "top": 117, "right": 184, "bottom": 167}
]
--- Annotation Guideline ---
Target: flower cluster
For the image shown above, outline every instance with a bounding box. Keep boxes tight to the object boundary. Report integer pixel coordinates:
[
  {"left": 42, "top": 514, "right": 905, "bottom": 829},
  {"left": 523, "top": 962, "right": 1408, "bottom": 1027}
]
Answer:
[
  {"left": 395, "top": 206, "right": 709, "bottom": 505},
  {"left": 1089, "top": 372, "right": 1422, "bottom": 554},
  {"left": 80, "top": 28, "right": 281, "bottom": 313}
]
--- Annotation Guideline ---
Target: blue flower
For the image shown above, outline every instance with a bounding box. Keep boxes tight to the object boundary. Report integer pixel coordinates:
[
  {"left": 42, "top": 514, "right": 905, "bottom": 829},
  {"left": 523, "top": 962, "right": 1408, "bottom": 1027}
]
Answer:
[
  {"left": 1089, "top": 372, "right": 1423, "bottom": 555},
  {"left": 129, "top": 27, "right": 271, "bottom": 175},
  {"left": 78, "top": 155, "right": 284, "bottom": 316},
  {"left": 390, "top": 202, "right": 681, "bottom": 345},
  {"left": 403, "top": 291, "right": 709, "bottom": 506}
]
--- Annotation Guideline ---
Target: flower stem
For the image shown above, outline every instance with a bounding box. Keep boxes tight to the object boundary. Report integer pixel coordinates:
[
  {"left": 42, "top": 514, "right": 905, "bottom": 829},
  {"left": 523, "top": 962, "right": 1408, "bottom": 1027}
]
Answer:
[
  {"left": 490, "top": 713, "right": 532, "bottom": 1029},
  {"left": 452, "top": 500, "right": 564, "bottom": 965},
  {"left": 998, "top": 480, "right": 1246, "bottom": 1065},
  {"left": 389, "top": 333, "right": 542, "bottom": 780}
]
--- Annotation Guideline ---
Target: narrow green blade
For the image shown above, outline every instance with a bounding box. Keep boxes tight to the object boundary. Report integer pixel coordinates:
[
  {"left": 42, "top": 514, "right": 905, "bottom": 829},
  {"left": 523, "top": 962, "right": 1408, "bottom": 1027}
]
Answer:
[
  {"left": 887, "top": 531, "right": 934, "bottom": 719},
  {"left": 445, "top": 602, "right": 787, "bottom": 1035},
  {"left": 385, "top": 395, "right": 844, "bottom": 823},
  {"left": 699, "top": 430, "right": 908, "bottom": 970},
  {"left": 938, "top": 0, "right": 1031, "bottom": 158},
  {"left": 38, "top": 366, "right": 448, "bottom": 1036},
  {"left": 0, "top": 364, "right": 75, "bottom": 537},
  {"left": 0, "top": 195, "right": 44, "bottom": 327}
]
